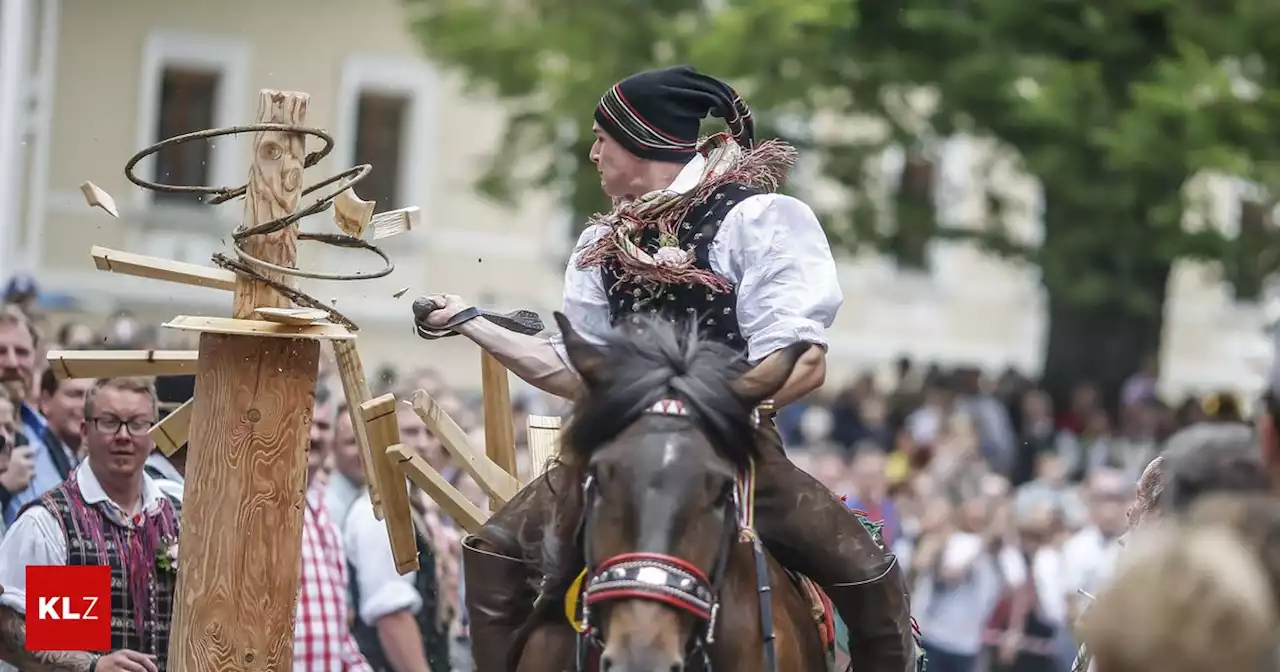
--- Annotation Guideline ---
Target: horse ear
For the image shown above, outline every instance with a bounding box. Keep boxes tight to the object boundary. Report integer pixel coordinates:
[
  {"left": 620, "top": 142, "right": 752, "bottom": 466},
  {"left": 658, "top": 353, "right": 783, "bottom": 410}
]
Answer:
[
  {"left": 554, "top": 311, "right": 610, "bottom": 388},
  {"left": 729, "top": 342, "right": 812, "bottom": 405}
]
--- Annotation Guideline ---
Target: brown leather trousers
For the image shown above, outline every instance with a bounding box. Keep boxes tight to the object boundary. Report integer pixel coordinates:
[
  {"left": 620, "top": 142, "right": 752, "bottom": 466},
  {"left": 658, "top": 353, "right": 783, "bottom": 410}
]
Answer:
[{"left": 462, "top": 426, "right": 917, "bottom": 672}]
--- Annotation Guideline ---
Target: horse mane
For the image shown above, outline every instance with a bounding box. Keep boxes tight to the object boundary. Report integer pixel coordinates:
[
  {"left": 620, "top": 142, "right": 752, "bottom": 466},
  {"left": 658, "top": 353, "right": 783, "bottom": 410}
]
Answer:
[
  {"left": 560, "top": 315, "right": 760, "bottom": 471},
  {"left": 526, "top": 316, "right": 763, "bottom": 638}
]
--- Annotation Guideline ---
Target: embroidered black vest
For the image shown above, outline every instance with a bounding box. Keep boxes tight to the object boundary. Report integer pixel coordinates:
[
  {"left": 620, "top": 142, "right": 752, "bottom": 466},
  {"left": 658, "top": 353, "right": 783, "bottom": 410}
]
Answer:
[
  {"left": 27, "top": 482, "right": 180, "bottom": 669},
  {"left": 601, "top": 182, "right": 760, "bottom": 350},
  {"left": 349, "top": 523, "right": 451, "bottom": 672}
]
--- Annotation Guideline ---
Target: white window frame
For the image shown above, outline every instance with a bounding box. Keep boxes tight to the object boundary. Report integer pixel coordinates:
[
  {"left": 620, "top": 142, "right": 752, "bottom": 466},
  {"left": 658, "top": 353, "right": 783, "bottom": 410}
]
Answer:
[
  {"left": 133, "top": 30, "right": 250, "bottom": 215},
  {"left": 335, "top": 55, "right": 438, "bottom": 251}
]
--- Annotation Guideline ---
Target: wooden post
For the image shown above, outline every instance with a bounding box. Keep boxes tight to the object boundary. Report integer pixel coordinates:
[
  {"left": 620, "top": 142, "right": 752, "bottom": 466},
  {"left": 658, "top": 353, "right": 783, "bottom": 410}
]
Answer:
[
  {"left": 480, "top": 352, "right": 518, "bottom": 478},
  {"left": 169, "top": 90, "right": 320, "bottom": 672}
]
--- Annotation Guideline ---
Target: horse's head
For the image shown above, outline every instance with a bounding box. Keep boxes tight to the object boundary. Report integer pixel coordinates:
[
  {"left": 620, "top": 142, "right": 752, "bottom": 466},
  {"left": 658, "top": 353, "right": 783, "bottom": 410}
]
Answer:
[{"left": 555, "top": 312, "right": 806, "bottom": 671}]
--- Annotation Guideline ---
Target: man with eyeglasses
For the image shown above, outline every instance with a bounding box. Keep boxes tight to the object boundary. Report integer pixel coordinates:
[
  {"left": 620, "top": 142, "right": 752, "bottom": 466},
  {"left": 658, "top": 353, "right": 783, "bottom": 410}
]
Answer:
[{"left": 0, "top": 377, "right": 179, "bottom": 672}]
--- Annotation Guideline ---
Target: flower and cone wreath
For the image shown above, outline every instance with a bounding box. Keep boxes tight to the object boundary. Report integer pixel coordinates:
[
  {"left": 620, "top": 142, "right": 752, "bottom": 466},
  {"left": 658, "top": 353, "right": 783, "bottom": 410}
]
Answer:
[{"left": 575, "top": 132, "right": 798, "bottom": 294}]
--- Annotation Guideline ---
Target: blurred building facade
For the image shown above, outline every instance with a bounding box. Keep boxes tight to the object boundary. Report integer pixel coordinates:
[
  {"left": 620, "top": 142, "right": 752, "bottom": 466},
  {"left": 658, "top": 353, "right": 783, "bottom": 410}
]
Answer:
[{"left": 0, "top": 0, "right": 1271, "bottom": 396}]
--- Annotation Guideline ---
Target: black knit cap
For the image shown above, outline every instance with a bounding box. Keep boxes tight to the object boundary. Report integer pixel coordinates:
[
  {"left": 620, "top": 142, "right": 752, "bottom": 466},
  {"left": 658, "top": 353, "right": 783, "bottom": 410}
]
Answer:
[{"left": 594, "top": 65, "right": 755, "bottom": 163}]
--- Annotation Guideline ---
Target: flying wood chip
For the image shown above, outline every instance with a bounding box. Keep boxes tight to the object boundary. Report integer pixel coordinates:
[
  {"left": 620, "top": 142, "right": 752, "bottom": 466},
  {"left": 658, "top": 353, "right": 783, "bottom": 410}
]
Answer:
[{"left": 80, "top": 181, "right": 119, "bottom": 218}]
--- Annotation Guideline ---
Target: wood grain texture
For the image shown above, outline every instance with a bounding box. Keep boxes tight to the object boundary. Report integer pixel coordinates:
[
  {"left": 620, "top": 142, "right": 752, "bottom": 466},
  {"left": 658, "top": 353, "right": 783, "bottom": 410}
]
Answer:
[
  {"left": 253, "top": 307, "right": 327, "bottom": 326},
  {"left": 164, "top": 315, "right": 354, "bottom": 341},
  {"left": 332, "top": 186, "right": 375, "bottom": 238},
  {"left": 525, "top": 414, "right": 562, "bottom": 481},
  {"left": 387, "top": 443, "right": 488, "bottom": 534},
  {"left": 359, "top": 394, "right": 418, "bottom": 574},
  {"left": 169, "top": 333, "right": 319, "bottom": 672},
  {"left": 92, "top": 246, "right": 237, "bottom": 291},
  {"left": 332, "top": 340, "right": 383, "bottom": 519},
  {"left": 150, "top": 398, "right": 193, "bottom": 456},
  {"left": 233, "top": 90, "right": 309, "bottom": 318},
  {"left": 480, "top": 352, "right": 518, "bottom": 477}
]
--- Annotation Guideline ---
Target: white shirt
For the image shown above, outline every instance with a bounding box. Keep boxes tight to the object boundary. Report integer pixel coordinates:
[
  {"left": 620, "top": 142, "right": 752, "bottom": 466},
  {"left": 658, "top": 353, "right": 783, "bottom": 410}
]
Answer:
[
  {"left": 343, "top": 492, "right": 423, "bottom": 625},
  {"left": 551, "top": 154, "right": 844, "bottom": 365},
  {"left": 911, "top": 531, "right": 1003, "bottom": 655},
  {"left": 997, "top": 545, "right": 1069, "bottom": 626},
  {"left": 0, "top": 461, "right": 168, "bottom": 614},
  {"left": 1061, "top": 526, "right": 1123, "bottom": 598}
]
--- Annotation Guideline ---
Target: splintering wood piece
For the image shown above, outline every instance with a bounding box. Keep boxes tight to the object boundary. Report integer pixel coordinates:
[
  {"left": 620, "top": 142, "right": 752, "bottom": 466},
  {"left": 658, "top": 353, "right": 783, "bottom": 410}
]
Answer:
[
  {"left": 526, "top": 415, "right": 562, "bottom": 480},
  {"left": 80, "top": 181, "right": 119, "bottom": 218},
  {"left": 232, "top": 90, "right": 309, "bottom": 318},
  {"left": 150, "top": 398, "right": 193, "bottom": 457},
  {"left": 91, "top": 246, "right": 237, "bottom": 291},
  {"left": 480, "top": 353, "right": 518, "bottom": 478},
  {"left": 387, "top": 443, "right": 488, "bottom": 534},
  {"left": 48, "top": 349, "right": 198, "bottom": 380},
  {"left": 332, "top": 340, "right": 383, "bottom": 520},
  {"left": 163, "top": 315, "right": 354, "bottom": 341},
  {"left": 360, "top": 394, "right": 419, "bottom": 574},
  {"left": 370, "top": 206, "right": 418, "bottom": 240},
  {"left": 332, "top": 185, "right": 376, "bottom": 238},
  {"left": 254, "top": 307, "right": 328, "bottom": 326},
  {"left": 410, "top": 389, "right": 519, "bottom": 506}
]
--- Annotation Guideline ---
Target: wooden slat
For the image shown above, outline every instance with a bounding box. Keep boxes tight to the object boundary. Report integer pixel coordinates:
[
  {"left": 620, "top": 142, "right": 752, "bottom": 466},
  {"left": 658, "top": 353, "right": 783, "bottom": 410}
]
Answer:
[
  {"left": 80, "top": 182, "right": 119, "bottom": 218},
  {"left": 332, "top": 340, "right": 383, "bottom": 520},
  {"left": 150, "top": 398, "right": 193, "bottom": 457},
  {"left": 254, "top": 307, "right": 327, "bottom": 326},
  {"left": 526, "top": 415, "right": 562, "bottom": 480},
  {"left": 480, "top": 352, "right": 518, "bottom": 478},
  {"left": 410, "top": 389, "right": 519, "bottom": 506},
  {"left": 163, "top": 315, "right": 354, "bottom": 341},
  {"left": 332, "top": 186, "right": 375, "bottom": 238},
  {"left": 48, "top": 349, "right": 198, "bottom": 380},
  {"left": 387, "top": 443, "right": 488, "bottom": 534},
  {"left": 91, "top": 246, "right": 236, "bottom": 291},
  {"left": 360, "top": 394, "right": 419, "bottom": 574}
]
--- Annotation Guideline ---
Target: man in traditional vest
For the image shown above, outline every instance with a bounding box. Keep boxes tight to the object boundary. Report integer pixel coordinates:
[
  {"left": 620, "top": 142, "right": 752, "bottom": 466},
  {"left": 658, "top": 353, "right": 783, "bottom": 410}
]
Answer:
[
  {"left": 0, "top": 377, "right": 177, "bottom": 672},
  {"left": 417, "top": 65, "right": 917, "bottom": 671}
]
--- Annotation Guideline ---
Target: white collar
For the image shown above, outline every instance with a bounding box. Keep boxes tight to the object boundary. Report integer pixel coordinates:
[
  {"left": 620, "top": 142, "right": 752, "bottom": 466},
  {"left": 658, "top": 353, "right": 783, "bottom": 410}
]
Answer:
[{"left": 76, "top": 460, "right": 165, "bottom": 517}]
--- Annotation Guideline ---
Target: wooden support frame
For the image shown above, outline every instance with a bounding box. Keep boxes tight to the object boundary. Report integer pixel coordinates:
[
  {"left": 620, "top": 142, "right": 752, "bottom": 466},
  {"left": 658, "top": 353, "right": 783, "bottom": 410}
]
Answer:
[
  {"left": 150, "top": 398, "right": 193, "bottom": 457},
  {"left": 360, "top": 394, "right": 419, "bottom": 573},
  {"left": 333, "top": 340, "right": 383, "bottom": 519},
  {"left": 91, "top": 245, "right": 237, "bottom": 291},
  {"left": 387, "top": 443, "right": 488, "bottom": 534},
  {"left": 410, "top": 389, "right": 519, "bottom": 505},
  {"left": 526, "top": 414, "right": 562, "bottom": 480},
  {"left": 47, "top": 349, "right": 198, "bottom": 380}
]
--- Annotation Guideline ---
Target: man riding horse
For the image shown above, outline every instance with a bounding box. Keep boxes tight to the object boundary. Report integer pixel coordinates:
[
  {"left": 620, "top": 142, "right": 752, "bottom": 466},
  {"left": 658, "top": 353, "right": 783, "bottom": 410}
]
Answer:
[{"left": 416, "top": 65, "right": 917, "bottom": 671}]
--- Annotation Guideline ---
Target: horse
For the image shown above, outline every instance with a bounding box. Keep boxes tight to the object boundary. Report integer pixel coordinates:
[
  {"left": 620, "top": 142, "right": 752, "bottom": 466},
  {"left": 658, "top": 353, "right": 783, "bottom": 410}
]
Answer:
[{"left": 512, "top": 312, "right": 832, "bottom": 672}]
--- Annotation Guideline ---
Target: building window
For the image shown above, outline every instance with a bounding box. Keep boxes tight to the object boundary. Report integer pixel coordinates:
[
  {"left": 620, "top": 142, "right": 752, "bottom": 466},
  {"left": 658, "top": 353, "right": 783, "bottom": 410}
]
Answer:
[
  {"left": 152, "top": 69, "right": 220, "bottom": 205},
  {"left": 352, "top": 93, "right": 410, "bottom": 209}
]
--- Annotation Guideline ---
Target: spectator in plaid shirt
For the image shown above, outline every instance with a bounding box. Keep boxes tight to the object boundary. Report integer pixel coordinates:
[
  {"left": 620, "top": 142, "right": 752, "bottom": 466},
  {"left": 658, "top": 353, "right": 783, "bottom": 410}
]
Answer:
[{"left": 294, "top": 384, "right": 370, "bottom": 671}]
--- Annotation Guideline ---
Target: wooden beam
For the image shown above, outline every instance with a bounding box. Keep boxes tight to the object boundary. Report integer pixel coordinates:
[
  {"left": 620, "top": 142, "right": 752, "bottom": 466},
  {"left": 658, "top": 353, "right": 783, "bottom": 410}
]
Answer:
[
  {"left": 387, "top": 443, "right": 488, "bottom": 535},
  {"left": 360, "top": 394, "right": 419, "bottom": 574},
  {"left": 480, "top": 352, "right": 518, "bottom": 478},
  {"left": 163, "top": 315, "right": 354, "bottom": 341},
  {"left": 47, "top": 349, "right": 198, "bottom": 380},
  {"left": 332, "top": 340, "right": 383, "bottom": 520},
  {"left": 150, "top": 398, "right": 193, "bottom": 457},
  {"left": 169, "top": 89, "right": 316, "bottom": 672},
  {"left": 526, "top": 414, "right": 562, "bottom": 480},
  {"left": 410, "top": 389, "right": 519, "bottom": 506},
  {"left": 91, "top": 246, "right": 237, "bottom": 291},
  {"left": 232, "top": 91, "right": 309, "bottom": 318}
]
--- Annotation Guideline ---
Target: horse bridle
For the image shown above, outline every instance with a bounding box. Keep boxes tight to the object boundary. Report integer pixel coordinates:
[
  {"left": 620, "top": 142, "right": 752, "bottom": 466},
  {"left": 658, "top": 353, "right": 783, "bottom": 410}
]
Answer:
[{"left": 573, "top": 398, "right": 746, "bottom": 671}]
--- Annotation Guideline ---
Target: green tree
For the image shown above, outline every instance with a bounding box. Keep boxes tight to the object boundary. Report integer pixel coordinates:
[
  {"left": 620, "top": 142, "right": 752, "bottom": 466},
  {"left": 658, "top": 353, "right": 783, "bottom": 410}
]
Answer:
[{"left": 406, "top": 0, "right": 1280, "bottom": 402}]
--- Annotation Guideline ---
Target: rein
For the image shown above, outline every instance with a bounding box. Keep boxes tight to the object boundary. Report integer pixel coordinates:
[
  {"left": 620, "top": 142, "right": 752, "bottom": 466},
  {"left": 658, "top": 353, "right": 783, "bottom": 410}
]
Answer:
[{"left": 571, "top": 398, "right": 779, "bottom": 672}]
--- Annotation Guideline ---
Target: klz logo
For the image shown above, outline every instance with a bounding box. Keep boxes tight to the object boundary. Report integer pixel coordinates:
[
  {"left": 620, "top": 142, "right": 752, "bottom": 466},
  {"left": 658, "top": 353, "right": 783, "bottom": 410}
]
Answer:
[{"left": 25, "top": 565, "right": 110, "bottom": 652}]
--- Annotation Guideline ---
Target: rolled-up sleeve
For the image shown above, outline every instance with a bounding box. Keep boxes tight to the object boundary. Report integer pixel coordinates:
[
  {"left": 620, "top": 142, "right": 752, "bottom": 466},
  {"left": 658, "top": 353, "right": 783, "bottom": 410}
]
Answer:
[
  {"left": 0, "top": 506, "right": 68, "bottom": 614},
  {"left": 549, "top": 225, "right": 614, "bottom": 369},
  {"left": 344, "top": 496, "right": 422, "bottom": 625},
  {"left": 711, "top": 194, "right": 842, "bottom": 364}
]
